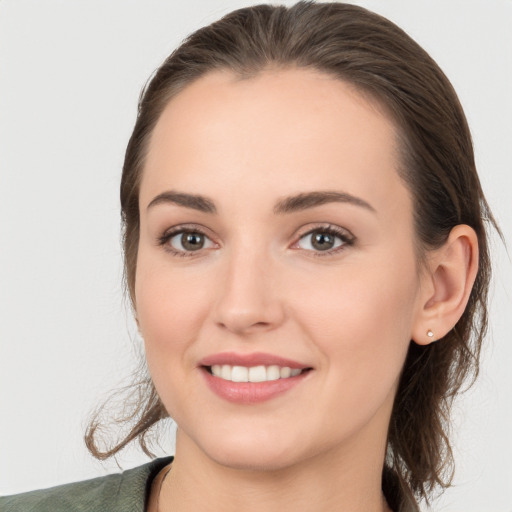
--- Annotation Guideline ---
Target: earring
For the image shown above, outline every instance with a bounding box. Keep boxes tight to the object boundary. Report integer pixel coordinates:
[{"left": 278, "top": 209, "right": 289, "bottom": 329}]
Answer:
[{"left": 427, "top": 329, "right": 434, "bottom": 340}]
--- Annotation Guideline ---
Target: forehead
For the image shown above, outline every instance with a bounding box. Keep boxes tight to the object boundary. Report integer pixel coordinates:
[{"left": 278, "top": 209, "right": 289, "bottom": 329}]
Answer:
[{"left": 141, "top": 68, "right": 411, "bottom": 222}]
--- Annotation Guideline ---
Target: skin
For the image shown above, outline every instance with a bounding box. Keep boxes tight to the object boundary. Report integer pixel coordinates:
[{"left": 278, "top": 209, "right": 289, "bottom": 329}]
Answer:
[{"left": 135, "top": 68, "right": 478, "bottom": 512}]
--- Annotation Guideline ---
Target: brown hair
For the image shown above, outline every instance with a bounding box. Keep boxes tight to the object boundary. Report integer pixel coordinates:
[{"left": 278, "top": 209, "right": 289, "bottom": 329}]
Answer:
[{"left": 85, "top": 2, "right": 498, "bottom": 508}]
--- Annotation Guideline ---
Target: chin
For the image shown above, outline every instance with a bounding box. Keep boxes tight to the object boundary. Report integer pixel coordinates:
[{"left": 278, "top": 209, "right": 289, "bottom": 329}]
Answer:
[
  {"left": 189, "top": 425, "right": 305, "bottom": 472},
  {"left": 210, "top": 445, "right": 301, "bottom": 473}
]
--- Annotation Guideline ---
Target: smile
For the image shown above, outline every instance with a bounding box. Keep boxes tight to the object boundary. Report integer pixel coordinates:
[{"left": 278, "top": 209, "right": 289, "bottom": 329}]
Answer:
[
  {"left": 209, "top": 364, "right": 303, "bottom": 382},
  {"left": 199, "top": 352, "right": 313, "bottom": 404}
]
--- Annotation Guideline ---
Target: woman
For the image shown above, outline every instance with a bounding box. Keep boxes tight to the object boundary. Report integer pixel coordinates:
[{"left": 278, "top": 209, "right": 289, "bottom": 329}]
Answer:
[{"left": 0, "top": 2, "right": 502, "bottom": 511}]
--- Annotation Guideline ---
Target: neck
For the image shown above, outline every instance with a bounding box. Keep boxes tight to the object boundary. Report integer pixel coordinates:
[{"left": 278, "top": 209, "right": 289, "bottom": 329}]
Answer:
[{"left": 158, "top": 429, "right": 392, "bottom": 512}]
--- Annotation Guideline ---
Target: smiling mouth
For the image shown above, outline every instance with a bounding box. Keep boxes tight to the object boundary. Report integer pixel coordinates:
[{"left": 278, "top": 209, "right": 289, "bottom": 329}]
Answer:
[{"left": 204, "top": 365, "right": 311, "bottom": 383}]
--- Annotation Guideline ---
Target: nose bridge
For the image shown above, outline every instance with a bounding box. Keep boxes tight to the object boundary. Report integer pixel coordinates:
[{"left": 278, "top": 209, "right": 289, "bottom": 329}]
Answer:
[{"left": 213, "top": 237, "right": 284, "bottom": 334}]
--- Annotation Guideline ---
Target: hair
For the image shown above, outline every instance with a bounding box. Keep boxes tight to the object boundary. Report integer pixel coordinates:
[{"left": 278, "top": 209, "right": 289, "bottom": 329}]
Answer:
[{"left": 85, "top": 2, "right": 498, "bottom": 509}]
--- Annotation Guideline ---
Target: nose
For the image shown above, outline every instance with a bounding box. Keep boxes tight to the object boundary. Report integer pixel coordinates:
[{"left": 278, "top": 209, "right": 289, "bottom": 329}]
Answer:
[{"left": 213, "top": 246, "right": 286, "bottom": 335}]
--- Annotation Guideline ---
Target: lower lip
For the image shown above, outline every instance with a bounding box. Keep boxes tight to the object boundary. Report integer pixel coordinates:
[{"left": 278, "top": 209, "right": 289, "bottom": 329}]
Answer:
[{"left": 201, "top": 367, "right": 310, "bottom": 404}]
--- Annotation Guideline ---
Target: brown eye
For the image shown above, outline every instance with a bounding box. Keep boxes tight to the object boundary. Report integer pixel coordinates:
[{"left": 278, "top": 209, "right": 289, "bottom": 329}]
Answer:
[
  {"left": 297, "top": 227, "right": 350, "bottom": 253},
  {"left": 167, "top": 230, "right": 214, "bottom": 253},
  {"left": 310, "top": 231, "right": 336, "bottom": 251},
  {"left": 181, "top": 232, "right": 205, "bottom": 251}
]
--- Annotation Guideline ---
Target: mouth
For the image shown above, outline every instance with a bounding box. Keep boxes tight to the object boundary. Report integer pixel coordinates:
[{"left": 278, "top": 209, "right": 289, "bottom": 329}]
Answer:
[
  {"left": 204, "top": 364, "right": 311, "bottom": 383},
  {"left": 198, "top": 352, "right": 313, "bottom": 404}
]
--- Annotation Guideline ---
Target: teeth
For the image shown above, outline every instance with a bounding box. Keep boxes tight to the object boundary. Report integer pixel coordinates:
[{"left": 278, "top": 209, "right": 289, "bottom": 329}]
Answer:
[
  {"left": 221, "top": 365, "right": 231, "bottom": 380},
  {"left": 231, "top": 366, "right": 248, "bottom": 382},
  {"left": 248, "top": 365, "right": 266, "bottom": 382},
  {"left": 280, "top": 367, "right": 291, "bottom": 378},
  {"left": 210, "top": 364, "right": 304, "bottom": 382},
  {"left": 267, "top": 365, "right": 280, "bottom": 381}
]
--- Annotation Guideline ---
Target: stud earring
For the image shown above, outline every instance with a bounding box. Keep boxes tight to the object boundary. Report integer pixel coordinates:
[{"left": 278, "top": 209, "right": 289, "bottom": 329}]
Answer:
[{"left": 427, "top": 329, "right": 434, "bottom": 340}]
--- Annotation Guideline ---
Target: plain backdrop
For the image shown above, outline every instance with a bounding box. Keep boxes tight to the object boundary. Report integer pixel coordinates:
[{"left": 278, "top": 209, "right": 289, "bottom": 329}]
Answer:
[{"left": 1, "top": 1, "right": 511, "bottom": 510}]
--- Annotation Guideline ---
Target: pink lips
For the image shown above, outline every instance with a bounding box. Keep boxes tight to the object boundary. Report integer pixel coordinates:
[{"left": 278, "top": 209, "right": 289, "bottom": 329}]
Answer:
[
  {"left": 199, "top": 351, "right": 307, "bottom": 369},
  {"left": 199, "top": 352, "right": 312, "bottom": 404}
]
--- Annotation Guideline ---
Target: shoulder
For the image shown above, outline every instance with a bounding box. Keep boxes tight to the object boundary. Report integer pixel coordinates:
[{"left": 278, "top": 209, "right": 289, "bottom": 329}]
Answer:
[{"left": 0, "top": 457, "right": 173, "bottom": 512}]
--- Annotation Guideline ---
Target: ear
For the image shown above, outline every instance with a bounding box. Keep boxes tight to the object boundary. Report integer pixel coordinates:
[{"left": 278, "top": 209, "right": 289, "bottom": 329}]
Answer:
[{"left": 412, "top": 224, "right": 479, "bottom": 345}]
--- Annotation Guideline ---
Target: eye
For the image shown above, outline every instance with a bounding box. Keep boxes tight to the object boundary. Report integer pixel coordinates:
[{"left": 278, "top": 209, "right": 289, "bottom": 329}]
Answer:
[
  {"left": 159, "top": 227, "right": 215, "bottom": 256},
  {"left": 296, "top": 226, "right": 354, "bottom": 254}
]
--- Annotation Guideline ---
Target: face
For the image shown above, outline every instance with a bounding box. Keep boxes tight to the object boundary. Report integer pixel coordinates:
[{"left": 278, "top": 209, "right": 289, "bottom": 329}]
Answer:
[{"left": 135, "top": 68, "right": 428, "bottom": 472}]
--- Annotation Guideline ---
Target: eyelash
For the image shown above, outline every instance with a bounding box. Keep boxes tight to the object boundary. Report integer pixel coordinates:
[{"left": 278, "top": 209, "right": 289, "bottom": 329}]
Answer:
[
  {"left": 157, "top": 224, "right": 214, "bottom": 258},
  {"left": 157, "top": 223, "right": 355, "bottom": 258},
  {"left": 294, "top": 224, "right": 355, "bottom": 258}
]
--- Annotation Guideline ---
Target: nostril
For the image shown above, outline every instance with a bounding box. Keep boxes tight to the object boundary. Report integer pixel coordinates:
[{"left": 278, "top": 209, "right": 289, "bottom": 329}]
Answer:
[{"left": 216, "top": 318, "right": 273, "bottom": 335}]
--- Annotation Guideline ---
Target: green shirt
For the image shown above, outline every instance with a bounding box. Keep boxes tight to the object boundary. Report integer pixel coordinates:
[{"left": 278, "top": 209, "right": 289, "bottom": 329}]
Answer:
[
  {"left": 2, "top": 456, "right": 418, "bottom": 511},
  {"left": 0, "top": 457, "right": 173, "bottom": 512}
]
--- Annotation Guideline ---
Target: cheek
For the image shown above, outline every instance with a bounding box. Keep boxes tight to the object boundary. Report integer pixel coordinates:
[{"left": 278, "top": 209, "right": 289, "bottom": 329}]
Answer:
[
  {"left": 134, "top": 252, "right": 210, "bottom": 372},
  {"left": 291, "top": 254, "right": 419, "bottom": 395},
  {"left": 134, "top": 255, "right": 217, "bottom": 420}
]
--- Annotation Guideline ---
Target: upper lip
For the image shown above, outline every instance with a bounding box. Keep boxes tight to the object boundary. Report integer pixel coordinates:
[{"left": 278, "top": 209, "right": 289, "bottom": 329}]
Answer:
[{"left": 199, "top": 352, "right": 310, "bottom": 369}]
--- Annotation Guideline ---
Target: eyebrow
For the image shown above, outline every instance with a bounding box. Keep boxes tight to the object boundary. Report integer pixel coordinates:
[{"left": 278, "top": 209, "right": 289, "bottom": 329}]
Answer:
[
  {"left": 273, "top": 191, "right": 375, "bottom": 214},
  {"left": 147, "top": 191, "right": 217, "bottom": 213},
  {"left": 146, "top": 190, "right": 375, "bottom": 215}
]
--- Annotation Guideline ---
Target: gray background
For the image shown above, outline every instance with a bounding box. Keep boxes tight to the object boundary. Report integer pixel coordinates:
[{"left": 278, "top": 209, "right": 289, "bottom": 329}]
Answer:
[{"left": 1, "top": 1, "right": 511, "bottom": 510}]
